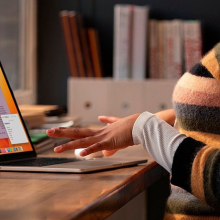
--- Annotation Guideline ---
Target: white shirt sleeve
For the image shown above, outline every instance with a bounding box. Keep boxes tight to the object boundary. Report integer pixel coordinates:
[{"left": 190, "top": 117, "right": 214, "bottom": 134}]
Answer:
[{"left": 132, "top": 111, "right": 186, "bottom": 173}]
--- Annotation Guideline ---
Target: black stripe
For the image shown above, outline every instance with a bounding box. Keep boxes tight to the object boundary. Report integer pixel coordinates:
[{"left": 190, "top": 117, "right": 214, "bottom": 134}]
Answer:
[
  {"left": 189, "top": 62, "right": 214, "bottom": 78},
  {"left": 173, "top": 102, "right": 220, "bottom": 121},
  {"left": 177, "top": 116, "right": 220, "bottom": 135},
  {"left": 171, "top": 137, "right": 205, "bottom": 193},
  {"left": 204, "top": 149, "right": 220, "bottom": 209}
]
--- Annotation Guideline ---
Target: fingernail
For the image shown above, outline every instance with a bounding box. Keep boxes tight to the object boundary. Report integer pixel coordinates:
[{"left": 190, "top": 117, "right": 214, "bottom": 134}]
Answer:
[
  {"left": 80, "top": 150, "right": 87, "bottom": 156},
  {"left": 55, "top": 146, "right": 62, "bottom": 151},
  {"left": 47, "top": 129, "right": 55, "bottom": 134}
]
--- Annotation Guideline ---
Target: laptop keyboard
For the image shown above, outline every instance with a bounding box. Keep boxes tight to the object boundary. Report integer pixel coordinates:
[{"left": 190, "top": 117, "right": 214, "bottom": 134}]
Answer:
[{"left": 0, "top": 157, "right": 80, "bottom": 167}]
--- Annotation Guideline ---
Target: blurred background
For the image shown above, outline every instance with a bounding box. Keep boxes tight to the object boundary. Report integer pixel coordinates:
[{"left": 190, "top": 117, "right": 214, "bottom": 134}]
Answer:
[{"left": 1, "top": 0, "right": 220, "bottom": 107}]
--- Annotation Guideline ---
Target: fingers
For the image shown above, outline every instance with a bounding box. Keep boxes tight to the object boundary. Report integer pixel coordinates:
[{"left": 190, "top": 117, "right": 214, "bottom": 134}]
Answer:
[
  {"left": 80, "top": 140, "right": 111, "bottom": 156},
  {"left": 46, "top": 127, "right": 100, "bottom": 139},
  {"left": 54, "top": 135, "right": 101, "bottom": 153},
  {"left": 102, "top": 149, "right": 118, "bottom": 157},
  {"left": 98, "top": 116, "right": 121, "bottom": 124}
]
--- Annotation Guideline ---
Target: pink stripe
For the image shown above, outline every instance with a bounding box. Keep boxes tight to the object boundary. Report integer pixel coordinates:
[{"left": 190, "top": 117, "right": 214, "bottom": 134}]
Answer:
[{"left": 173, "top": 85, "right": 220, "bottom": 107}]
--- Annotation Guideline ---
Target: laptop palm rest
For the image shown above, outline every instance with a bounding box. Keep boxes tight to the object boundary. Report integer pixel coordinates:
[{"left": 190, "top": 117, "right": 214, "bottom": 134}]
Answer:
[{"left": 46, "top": 157, "right": 148, "bottom": 173}]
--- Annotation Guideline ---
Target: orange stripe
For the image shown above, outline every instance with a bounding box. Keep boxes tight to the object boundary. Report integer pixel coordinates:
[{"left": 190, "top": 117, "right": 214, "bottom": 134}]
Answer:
[
  {"left": 201, "top": 49, "right": 220, "bottom": 82},
  {"left": 178, "top": 127, "right": 220, "bottom": 203},
  {"left": 178, "top": 127, "right": 220, "bottom": 147},
  {"left": 191, "top": 145, "right": 219, "bottom": 203},
  {"left": 173, "top": 85, "right": 220, "bottom": 107},
  {"left": 175, "top": 72, "right": 220, "bottom": 94},
  {"left": 164, "top": 212, "right": 220, "bottom": 220}
]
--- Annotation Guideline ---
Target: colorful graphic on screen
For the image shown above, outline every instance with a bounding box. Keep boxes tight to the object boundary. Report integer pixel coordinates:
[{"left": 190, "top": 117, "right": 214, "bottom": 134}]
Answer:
[{"left": 0, "top": 66, "right": 33, "bottom": 154}]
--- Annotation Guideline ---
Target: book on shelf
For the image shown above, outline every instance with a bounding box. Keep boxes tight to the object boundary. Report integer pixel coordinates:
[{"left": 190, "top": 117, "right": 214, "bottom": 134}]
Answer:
[
  {"left": 183, "top": 20, "right": 202, "bottom": 71},
  {"left": 113, "top": 3, "right": 202, "bottom": 80},
  {"left": 88, "top": 28, "right": 103, "bottom": 78},
  {"left": 163, "top": 20, "right": 183, "bottom": 79},
  {"left": 19, "top": 105, "right": 59, "bottom": 113},
  {"left": 78, "top": 14, "right": 95, "bottom": 77},
  {"left": 60, "top": 10, "right": 78, "bottom": 77},
  {"left": 157, "top": 20, "right": 165, "bottom": 79},
  {"left": 163, "top": 20, "right": 172, "bottom": 79},
  {"left": 148, "top": 19, "right": 201, "bottom": 79},
  {"left": 172, "top": 19, "right": 183, "bottom": 78},
  {"left": 113, "top": 4, "right": 149, "bottom": 80},
  {"left": 149, "top": 19, "right": 159, "bottom": 79},
  {"left": 19, "top": 105, "right": 80, "bottom": 129},
  {"left": 192, "top": 21, "right": 202, "bottom": 64},
  {"left": 60, "top": 10, "right": 103, "bottom": 78},
  {"left": 20, "top": 110, "right": 45, "bottom": 129},
  {"left": 39, "top": 115, "right": 80, "bottom": 129},
  {"left": 19, "top": 105, "right": 60, "bottom": 128},
  {"left": 69, "top": 11, "right": 86, "bottom": 77},
  {"left": 131, "top": 5, "right": 149, "bottom": 79},
  {"left": 113, "top": 4, "right": 133, "bottom": 79}
]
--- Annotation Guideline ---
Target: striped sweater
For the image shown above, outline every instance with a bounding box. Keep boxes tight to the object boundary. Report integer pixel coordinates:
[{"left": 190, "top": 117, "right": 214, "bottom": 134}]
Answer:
[{"left": 164, "top": 43, "right": 220, "bottom": 219}]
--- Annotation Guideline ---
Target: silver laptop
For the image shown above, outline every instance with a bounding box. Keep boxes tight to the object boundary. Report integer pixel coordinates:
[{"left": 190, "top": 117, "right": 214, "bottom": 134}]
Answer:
[{"left": 0, "top": 62, "right": 147, "bottom": 173}]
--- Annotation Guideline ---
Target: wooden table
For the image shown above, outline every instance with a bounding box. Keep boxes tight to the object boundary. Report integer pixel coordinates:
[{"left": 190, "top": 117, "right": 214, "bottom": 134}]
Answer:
[{"left": 0, "top": 145, "right": 168, "bottom": 220}]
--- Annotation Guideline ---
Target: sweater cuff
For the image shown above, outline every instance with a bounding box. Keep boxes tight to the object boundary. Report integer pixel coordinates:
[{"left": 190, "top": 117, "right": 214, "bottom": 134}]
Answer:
[{"left": 132, "top": 111, "right": 155, "bottom": 145}]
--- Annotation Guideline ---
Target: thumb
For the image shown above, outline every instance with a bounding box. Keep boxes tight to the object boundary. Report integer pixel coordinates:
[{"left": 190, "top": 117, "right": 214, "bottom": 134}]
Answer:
[
  {"left": 102, "top": 149, "right": 118, "bottom": 157},
  {"left": 98, "top": 116, "right": 121, "bottom": 124}
]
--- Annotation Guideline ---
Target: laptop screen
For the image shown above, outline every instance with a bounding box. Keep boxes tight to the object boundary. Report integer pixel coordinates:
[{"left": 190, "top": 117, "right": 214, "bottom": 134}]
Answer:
[{"left": 0, "top": 65, "right": 33, "bottom": 155}]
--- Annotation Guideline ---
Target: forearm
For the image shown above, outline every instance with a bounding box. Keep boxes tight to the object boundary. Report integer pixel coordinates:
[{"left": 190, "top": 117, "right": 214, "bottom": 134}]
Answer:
[
  {"left": 132, "top": 111, "right": 186, "bottom": 172},
  {"left": 154, "top": 109, "right": 176, "bottom": 126}
]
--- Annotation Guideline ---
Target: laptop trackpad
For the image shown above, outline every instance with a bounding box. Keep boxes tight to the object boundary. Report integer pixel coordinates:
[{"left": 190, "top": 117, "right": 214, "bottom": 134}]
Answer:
[
  {"left": 47, "top": 157, "right": 147, "bottom": 170},
  {"left": 46, "top": 158, "right": 123, "bottom": 169}
]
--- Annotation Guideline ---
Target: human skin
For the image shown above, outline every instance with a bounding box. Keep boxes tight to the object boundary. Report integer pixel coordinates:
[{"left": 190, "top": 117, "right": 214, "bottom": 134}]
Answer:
[
  {"left": 97, "top": 109, "right": 176, "bottom": 156},
  {"left": 46, "top": 109, "right": 175, "bottom": 157}
]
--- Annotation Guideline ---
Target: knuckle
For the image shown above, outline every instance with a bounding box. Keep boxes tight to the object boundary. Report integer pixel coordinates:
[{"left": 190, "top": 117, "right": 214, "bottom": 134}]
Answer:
[
  {"left": 95, "top": 142, "right": 102, "bottom": 149},
  {"left": 79, "top": 137, "right": 86, "bottom": 143},
  {"left": 61, "top": 143, "right": 70, "bottom": 150},
  {"left": 54, "top": 129, "right": 61, "bottom": 134},
  {"left": 71, "top": 127, "right": 80, "bottom": 133},
  {"left": 86, "top": 128, "right": 96, "bottom": 136}
]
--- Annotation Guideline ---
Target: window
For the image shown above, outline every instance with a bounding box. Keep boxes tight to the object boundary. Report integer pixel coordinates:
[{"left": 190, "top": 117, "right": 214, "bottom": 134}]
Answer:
[{"left": 0, "top": 0, "right": 37, "bottom": 104}]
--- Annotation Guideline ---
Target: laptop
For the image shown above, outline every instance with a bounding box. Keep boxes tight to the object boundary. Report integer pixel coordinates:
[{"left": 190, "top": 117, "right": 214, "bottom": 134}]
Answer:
[{"left": 0, "top": 62, "right": 147, "bottom": 173}]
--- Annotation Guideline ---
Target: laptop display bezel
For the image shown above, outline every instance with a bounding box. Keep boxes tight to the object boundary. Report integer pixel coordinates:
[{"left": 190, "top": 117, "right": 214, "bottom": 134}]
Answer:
[{"left": 0, "top": 62, "right": 37, "bottom": 162}]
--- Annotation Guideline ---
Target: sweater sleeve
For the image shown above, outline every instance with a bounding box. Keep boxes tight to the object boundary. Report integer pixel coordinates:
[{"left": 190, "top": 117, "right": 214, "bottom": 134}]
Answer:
[
  {"left": 132, "top": 111, "right": 220, "bottom": 210},
  {"left": 171, "top": 137, "right": 220, "bottom": 210},
  {"left": 132, "top": 111, "right": 186, "bottom": 172}
]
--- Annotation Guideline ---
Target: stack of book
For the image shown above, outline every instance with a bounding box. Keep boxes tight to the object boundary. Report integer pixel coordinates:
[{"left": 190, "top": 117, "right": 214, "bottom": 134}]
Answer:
[
  {"left": 113, "top": 4, "right": 149, "bottom": 80},
  {"left": 29, "top": 131, "right": 73, "bottom": 154},
  {"left": 29, "top": 132, "right": 55, "bottom": 154},
  {"left": 19, "top": 105, "right": 80, "bottom": 154},
  {"left": 19, "top": 105, "right": 59, "bottom": 129},
  {"left": 113, "top": 4, "right": 202, "bottom": 80},
  {"left": 149, "top": 19, "right": 202, "bottom": 79},
  {"left": 19, "top": 105, "right": 80, "bottom": 129},
  {"left": 60, "top": 11, "right": 102, "bottom": 78}
]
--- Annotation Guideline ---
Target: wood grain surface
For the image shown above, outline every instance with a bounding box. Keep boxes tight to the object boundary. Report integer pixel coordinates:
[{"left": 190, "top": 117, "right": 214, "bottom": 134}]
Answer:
[{"left": 0, "top": 144, "right": 166, "bottom": 220}]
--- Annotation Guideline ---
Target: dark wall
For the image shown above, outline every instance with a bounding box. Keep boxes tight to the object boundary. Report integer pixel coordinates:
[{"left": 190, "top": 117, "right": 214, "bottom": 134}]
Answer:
[{"left": 37, "top": 0, "right": 220, "bottom": 106}]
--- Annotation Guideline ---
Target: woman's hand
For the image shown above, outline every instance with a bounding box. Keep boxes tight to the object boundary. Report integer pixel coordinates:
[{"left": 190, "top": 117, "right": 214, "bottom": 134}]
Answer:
[
  {"left": 98, "top": 115, "right": 121, "bottom": 124},
  {"left": 46, "top": 113, "right": 140, "bottom": 157},
  {"left": 98, "top": 115, "right": 121, "bottom": 156}
]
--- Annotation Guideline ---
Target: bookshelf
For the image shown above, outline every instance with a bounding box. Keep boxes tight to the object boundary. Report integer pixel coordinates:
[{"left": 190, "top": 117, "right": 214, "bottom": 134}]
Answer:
[{"left": 37, "top": 0, "right": 220, "bottom": 107}]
